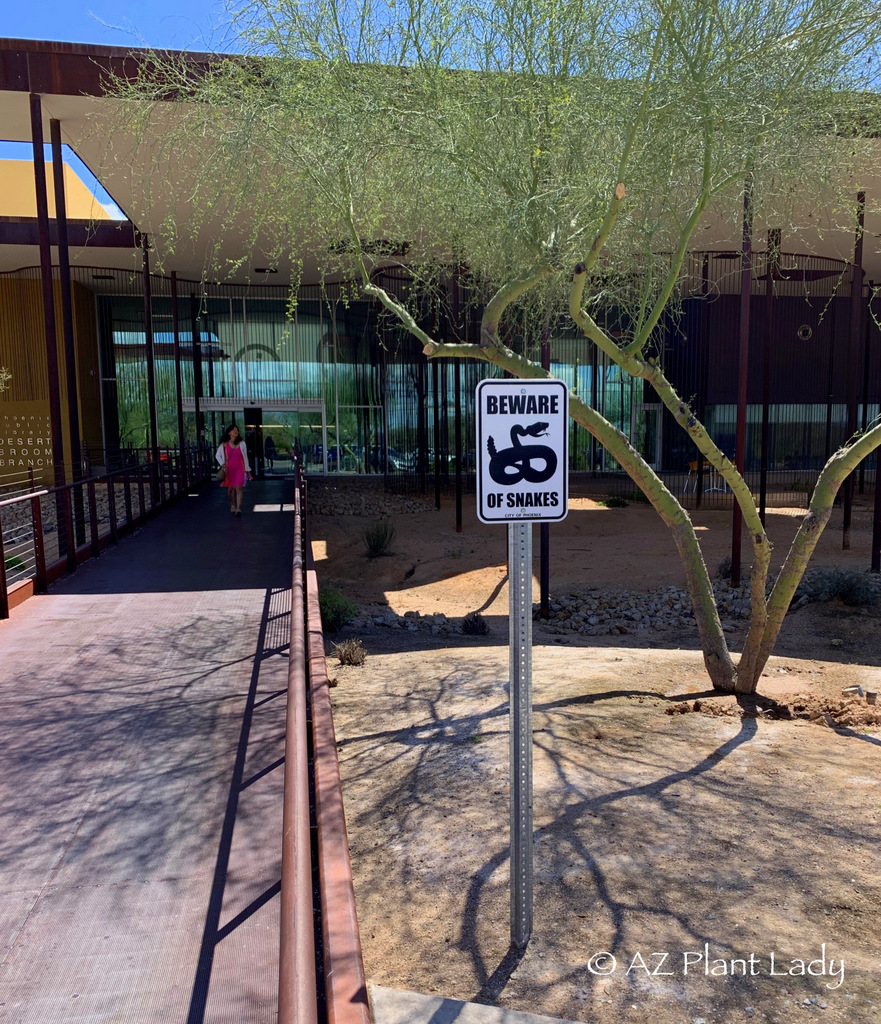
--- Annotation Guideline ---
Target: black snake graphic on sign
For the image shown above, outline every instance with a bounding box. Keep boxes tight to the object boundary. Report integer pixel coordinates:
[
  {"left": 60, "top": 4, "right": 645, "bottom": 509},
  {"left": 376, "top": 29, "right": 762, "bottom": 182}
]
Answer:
[{"left": 487, "top": 422, "right": 557, "bottom": 485}]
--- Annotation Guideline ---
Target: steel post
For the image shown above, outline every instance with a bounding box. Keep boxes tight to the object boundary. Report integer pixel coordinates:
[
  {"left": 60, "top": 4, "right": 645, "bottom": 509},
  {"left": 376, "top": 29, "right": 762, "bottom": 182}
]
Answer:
[
  {"left": 433, "top": 360, "right": 441, "bottom": 509},
  {"left": 141, "top": 238, "right": 160, "bottom": 508},
  {"left": 31, "top": 494, "right": 47, "bottom": 593},
  {"left": 759, "top": 230, "right": 780, "bottom": 524},
  {"left": 30, "top": 93, "right": 71, "bottom": 565},
  {"left": 859, "top": 283, "right": 874, "bottom": 495},
  {"left": 190, "top": 293, "right": 205, "bottom": 441},
  {"left": 843, "top": 193, "right": 865, "bottom": 550},
  {"left": 539, "top": 338, "right": 551, "bottom": 619},
  {"left": 872, "top": 466, "right": 881, "bottom": 573},
  {"left": 50, "top": 119, "right": 86, "bottom": 548},
  {"left": 509, "top": 522, "right": 534, "bottom": 948},
  {"left": 124, "top": 469, "right": 133, "bottom": 527},
  {"left": 732, "top": 186, "right": 753, "bottom": 587},
  {"left": 697, "top": 255, "right": 710, "bottom": 507},
  {"left": 107, "top": 476, "right": 118, "bottom": 544},
  {"left": 455, "top": 359, "right": 463, "bottom": 533},
  {"left": 88, "top": 481, "right": 99, "bottom": 558},
  {"left": 171, "top": 272, "right": 187, "bottom": 492},
  {"left": 0, "top": 520, "right": 8, "bottom": 620}
]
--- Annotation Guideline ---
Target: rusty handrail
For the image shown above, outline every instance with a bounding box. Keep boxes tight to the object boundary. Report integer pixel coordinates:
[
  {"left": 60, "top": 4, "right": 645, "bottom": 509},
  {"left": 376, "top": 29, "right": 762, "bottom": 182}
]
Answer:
[
  {"left": 278, "top": 478, "right": 319, "bottom": 1024},
  {"left": 1, "top": 447, "right": 214, "bottom": 616},
  {"left": 304, "top": 516, "right": 371, "bottom": 1024}
]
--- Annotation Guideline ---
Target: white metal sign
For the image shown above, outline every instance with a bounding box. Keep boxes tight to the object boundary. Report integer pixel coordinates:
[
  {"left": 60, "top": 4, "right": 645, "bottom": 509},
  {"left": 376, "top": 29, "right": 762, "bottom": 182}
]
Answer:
[{"left": 476, "top": 378, "right": 569, "bottom": 523}]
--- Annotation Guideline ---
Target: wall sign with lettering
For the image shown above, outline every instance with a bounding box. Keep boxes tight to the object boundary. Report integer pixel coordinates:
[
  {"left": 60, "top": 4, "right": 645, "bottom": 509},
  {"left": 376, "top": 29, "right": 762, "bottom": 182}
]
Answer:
[{"left": 0, "top": 410, "right": 53, "bottom": 475}]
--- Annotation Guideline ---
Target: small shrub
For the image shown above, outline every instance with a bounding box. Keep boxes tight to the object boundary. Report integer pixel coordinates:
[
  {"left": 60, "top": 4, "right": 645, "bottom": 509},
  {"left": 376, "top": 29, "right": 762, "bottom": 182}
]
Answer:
[
  {"left": 838, "top": 572, "right": 881, "bottom": 607},
  {"left": 362, "top": 520, "right": 396, "bottom": 559},
  {"left": 798, "top": 568, "right": 881, "bottom": 607},
  {"left": 599, "top": 496, "right": 629, "bottom": 508},
  {"left": 331, "top": 638, "right": 366, "bottom": 666},
  {"left": 319, "top": 587, "right": 359, "bottom": 633},
  {"left": 462, "top": 611, "right": 489, "bottom": 635},
  {"left": 714, "top": 556, "right": 733, "bottom": 582},
  {"left": 621, "top": 489, "right": 651, "bottom": 504},
  {"left": 4, "top": 556, "right": 25, "bottom": 573}
]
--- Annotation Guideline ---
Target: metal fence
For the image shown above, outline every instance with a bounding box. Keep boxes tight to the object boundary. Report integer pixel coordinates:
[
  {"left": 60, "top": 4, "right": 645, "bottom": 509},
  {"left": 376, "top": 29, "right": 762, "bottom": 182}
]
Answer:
[{"left": 0, "top": 446, "right": 213, "bottom": 618}]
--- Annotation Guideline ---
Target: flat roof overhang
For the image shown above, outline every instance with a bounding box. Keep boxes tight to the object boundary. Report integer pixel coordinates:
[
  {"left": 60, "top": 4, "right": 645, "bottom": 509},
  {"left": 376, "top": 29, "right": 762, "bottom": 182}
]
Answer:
[{"left": 1, "top": 37, "right": 881, "bottom": 287}]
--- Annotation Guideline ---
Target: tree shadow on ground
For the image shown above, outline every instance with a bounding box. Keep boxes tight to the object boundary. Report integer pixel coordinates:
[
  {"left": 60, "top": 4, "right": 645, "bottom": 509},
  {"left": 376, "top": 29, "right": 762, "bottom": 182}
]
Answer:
[{"left": 333, "top": 654, "right": 881, "bottom": 1023}]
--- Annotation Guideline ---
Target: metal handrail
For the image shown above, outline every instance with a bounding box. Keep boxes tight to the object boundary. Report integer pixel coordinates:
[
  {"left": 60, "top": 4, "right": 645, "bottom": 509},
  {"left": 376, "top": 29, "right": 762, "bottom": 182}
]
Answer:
[
  {"left": 0, "top": 490, "right": 48, "bottom": 508},
  {"left": 278, "top": 460, "right": 370, "bottom": 1024},
  {"left": 278, "top": 476, "right": 319, "bottom": 1024},
  {"left": 0, "top": 489, "right": 48, "bottom": 619},
  {"left": 0, "top": 446, "right": 215, "bottom": 617}
]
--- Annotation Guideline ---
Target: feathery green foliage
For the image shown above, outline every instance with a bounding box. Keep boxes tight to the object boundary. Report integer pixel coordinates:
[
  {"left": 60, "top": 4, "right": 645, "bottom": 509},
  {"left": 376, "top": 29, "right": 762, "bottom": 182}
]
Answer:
[{"left": 107, "top": 0, "right": 881, "bottom": 693}]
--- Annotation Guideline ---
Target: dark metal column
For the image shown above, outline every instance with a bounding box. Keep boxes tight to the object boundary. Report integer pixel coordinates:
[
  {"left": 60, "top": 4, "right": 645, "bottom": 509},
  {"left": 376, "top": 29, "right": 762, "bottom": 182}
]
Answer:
[
  {"left": 417, "top": 357, "right": 428, "bottom": 494},
  {"left": 696, "top": 255, "right": 710, "bottom": 508},
  {"left": 590, "top": 343, "right": 599, "bottom": 474},
  {"left": 454, "top": 358, "right": 462, "bottom": 533},
  {"left": 872, "top": 451, "right": 881, "bottom": 573},
  {"left": 572, "top": 356, "right": 579, "bottom": 471},
  {"left": 859, "top": 283, "right": 874, "bottom": 495},
  {"left": 170, "top": 272, "right": 187, "bottom": 490},
  {"left": 190, "top": 293, "right": 205, "bottom": 444},
  {"left": 539, "top": 337, "right": 551, "bottom": 619},
  {"left": 30, "top": 93, "right": 74, "bottom": 569},
  {"left": 49, "top": 117, "right": 86, "bottom": 547},
  {"left": 432, "top": 360, "right": 441, "bottom": 509},
  {"left": 759, "top": 230, "right": 780, "bottom": 524},
  {"left": 871, "top": 295, "right": 881, "bottom": 573},
  {"left": 30, "top": 95, "right": 66, "bottom": 486},
  {"left": 824, "top": 299, "right": 837, "bottom": 463},
  {"left": 49, "top": 120, "right": 82, "bottom": 480},
  {"left": 843, "top": 192, "right": 865, "bottom": 550},
  {"left": 141, "top": 237, "right": 160, "bottom": 507},
  {"left": 731, "top": 187, "right": 753, "bottom": 587}
]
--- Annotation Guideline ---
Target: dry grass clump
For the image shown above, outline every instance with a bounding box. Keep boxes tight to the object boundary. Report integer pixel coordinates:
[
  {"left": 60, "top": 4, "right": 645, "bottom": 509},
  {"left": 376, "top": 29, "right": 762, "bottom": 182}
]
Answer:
[
  {"left": 361, "top": 520, "right": 396, "bottom": 558},
  {"left": 462, "top": 611, "right": 489, "bottom": 635},
  {"left": 331, "top": 638, "right": 366, "bottom": 666}
]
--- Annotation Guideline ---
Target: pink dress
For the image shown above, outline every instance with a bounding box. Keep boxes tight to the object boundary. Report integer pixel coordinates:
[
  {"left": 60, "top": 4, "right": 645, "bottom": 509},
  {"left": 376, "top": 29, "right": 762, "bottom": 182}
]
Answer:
[{"left": 222, "top": 443, "right": 247, "bottom": 488}]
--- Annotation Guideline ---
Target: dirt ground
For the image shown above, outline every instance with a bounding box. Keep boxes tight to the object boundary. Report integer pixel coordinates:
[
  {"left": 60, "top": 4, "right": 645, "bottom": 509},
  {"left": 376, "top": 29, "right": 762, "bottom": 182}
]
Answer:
[{"left": 311, "top": 487, "right": 881, "bottom": 1024}]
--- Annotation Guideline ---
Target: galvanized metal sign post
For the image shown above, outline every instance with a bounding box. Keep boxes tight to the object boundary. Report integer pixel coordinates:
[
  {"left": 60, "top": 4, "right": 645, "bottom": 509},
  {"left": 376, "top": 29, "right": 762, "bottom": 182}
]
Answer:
[{"left": 476, "top": 378, "right": 568, "bottom": 948}]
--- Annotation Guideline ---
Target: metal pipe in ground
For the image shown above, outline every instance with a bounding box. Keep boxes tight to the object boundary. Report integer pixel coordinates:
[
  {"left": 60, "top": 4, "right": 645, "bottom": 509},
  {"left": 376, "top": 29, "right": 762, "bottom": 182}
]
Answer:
[{"left": 277, "top": 483, "right": 318, "bottom": 1024}]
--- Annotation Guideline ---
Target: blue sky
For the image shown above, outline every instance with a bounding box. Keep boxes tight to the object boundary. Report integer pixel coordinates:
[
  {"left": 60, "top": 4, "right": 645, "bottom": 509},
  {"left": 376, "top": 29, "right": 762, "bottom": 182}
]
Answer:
[
  {"left": 3, "top": 2, "right": 242, "bottom": 216},
  {"left": 3, "top": 0, "right": 237, "bottom": 51}
]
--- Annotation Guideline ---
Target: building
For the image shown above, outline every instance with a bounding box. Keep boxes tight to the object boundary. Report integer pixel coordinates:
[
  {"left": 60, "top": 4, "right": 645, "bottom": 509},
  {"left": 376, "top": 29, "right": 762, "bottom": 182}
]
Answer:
[{"left": 0, "top": 37, "right": 879, "bottom": 513}]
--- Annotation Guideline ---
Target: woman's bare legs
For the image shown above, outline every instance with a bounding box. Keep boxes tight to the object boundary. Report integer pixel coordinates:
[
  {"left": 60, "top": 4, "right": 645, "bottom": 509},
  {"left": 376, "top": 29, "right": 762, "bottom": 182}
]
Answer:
[{"left": 234, "top": 485, "right": 243, "bottom": 513}]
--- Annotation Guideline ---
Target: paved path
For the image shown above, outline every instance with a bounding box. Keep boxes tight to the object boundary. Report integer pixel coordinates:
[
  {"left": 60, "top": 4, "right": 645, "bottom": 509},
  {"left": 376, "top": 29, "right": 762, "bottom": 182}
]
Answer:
[
  {"left": 0, "top": 480, "right": 294, "bottom": 1024},
  {"left": 370, "top": 986, "right": 580, "bottom": 1024}
]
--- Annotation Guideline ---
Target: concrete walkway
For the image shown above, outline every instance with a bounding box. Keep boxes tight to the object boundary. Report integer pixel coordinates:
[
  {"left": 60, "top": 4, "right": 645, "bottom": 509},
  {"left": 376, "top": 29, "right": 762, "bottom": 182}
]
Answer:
[
  {"left": 370, "top": 986, "right": 582, "bottom": 1024},
  {"left": 0, "top": 480, "right": 294, "bottom": 1024}
]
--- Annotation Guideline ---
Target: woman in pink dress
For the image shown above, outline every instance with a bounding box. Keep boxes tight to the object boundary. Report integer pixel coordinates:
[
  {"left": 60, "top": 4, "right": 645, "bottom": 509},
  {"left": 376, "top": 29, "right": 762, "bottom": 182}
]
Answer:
[{"left": 216, "top": 425, "right": 252, "bottom": 515}]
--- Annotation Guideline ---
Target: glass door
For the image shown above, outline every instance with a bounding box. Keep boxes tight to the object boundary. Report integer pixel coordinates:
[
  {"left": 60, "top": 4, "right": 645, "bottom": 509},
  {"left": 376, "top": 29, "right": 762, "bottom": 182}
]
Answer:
[{"left": 260, "top": 407, "right": 327, "bottom": 475}]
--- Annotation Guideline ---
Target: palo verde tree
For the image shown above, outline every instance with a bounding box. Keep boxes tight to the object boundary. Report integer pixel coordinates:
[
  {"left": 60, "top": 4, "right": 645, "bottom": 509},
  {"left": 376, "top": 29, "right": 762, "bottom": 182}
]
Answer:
[{"left": 110, "top": 0, "right": 881, "bottom": 693}]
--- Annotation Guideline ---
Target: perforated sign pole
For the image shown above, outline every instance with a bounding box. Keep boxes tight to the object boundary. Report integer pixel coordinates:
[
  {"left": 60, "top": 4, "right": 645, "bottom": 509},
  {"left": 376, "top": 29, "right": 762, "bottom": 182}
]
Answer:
[
  {"left": 475, "top": 377, "right": 568, "bottom": 950},
  {"left": 509, "top": 520, "right": 533, "bottom": 948}
]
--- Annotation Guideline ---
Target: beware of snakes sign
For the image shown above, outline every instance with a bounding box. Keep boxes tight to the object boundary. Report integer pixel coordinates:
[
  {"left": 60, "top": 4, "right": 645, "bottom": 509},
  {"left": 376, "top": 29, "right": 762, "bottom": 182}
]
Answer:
[{"left": 476, "top": 378, "right": 569, "bottom": 523}]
